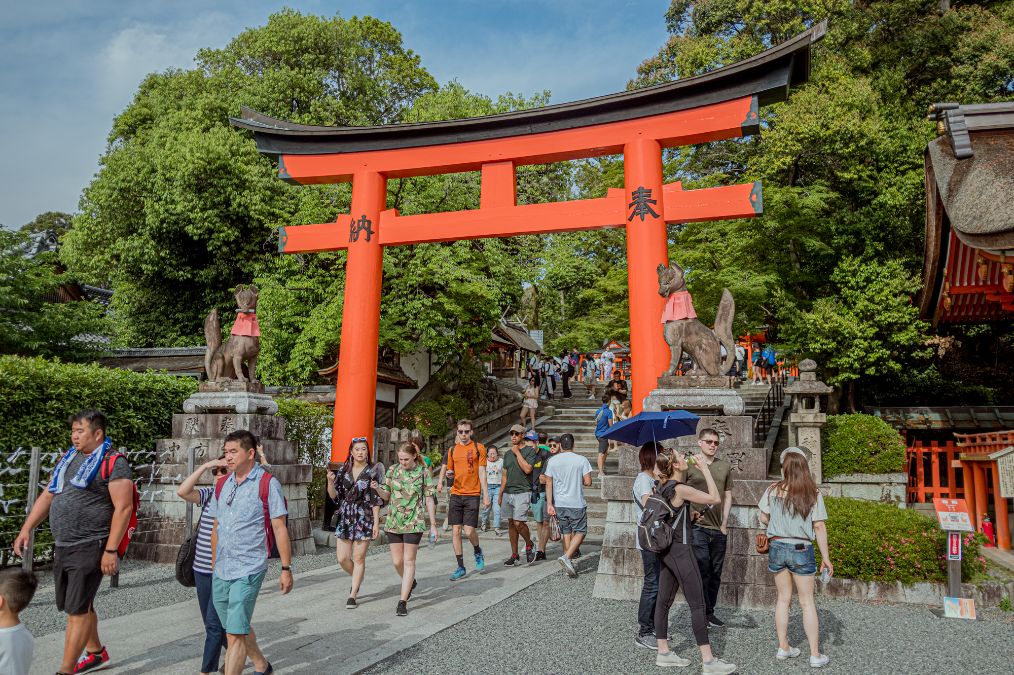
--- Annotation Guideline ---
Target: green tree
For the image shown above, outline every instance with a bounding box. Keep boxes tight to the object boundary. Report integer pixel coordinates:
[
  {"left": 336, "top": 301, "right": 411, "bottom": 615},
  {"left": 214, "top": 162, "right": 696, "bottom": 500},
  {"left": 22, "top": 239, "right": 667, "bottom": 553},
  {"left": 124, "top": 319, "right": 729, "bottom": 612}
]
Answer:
[
  {"left": 0, "top": 229, "right": 108, "bottom": 359},
  {"left": 62, "top": 10, "right": 437, "bottom": 348}
]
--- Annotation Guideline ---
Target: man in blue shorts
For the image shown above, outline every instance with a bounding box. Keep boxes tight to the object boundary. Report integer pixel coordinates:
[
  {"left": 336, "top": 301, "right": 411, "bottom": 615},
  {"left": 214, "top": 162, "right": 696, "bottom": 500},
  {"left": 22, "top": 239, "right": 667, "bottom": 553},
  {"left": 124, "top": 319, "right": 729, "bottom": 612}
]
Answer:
[{"left": 209, "top": 430, "right": 293, "bottom": 675}]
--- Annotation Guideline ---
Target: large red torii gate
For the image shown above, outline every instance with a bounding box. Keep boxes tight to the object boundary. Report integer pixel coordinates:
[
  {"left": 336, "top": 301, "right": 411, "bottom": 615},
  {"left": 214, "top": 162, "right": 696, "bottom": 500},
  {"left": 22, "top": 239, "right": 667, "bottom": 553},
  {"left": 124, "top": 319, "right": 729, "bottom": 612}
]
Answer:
[{"left": 232, "top": 24, "right": 824, "bottom": 461}]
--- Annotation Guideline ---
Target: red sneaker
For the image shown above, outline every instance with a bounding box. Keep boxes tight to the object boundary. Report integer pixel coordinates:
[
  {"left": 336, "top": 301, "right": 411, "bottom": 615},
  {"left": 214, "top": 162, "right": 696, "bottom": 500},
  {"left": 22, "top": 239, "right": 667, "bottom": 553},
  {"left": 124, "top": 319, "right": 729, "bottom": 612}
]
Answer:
[{"left": 74, "top": 647, "right": 111, "bottom": 673}]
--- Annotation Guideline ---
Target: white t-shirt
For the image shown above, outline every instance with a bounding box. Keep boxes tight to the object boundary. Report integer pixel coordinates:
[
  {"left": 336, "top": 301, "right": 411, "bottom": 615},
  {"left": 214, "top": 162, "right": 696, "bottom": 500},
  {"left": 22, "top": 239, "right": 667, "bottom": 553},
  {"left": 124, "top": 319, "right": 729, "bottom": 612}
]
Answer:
[
  {"left": 544, "top": 452, "right": 592, "bottom": 509},
  {"left": 485, "top": 458, "right": 503, "bottom": 487},
  {"left": 0, "top": 623, "right": 34, "bottom": 675},
  {"left": 632, "top": 471, "right": 655, "bottom": 552}
]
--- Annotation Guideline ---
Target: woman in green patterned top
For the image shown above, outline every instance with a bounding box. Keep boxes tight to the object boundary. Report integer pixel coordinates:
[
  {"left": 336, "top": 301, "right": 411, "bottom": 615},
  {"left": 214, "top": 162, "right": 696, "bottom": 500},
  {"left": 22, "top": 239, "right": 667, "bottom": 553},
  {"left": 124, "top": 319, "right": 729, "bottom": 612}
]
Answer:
[{"left": 374, "top": 441, "right": 438, "bottom": 616}]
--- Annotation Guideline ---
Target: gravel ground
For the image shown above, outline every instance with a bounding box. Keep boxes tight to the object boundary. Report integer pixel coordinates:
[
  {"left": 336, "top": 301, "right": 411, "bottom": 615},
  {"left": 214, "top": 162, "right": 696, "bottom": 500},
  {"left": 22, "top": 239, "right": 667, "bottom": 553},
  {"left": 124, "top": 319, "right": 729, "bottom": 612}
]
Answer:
[
  {"left": 19, "top": 544, "right": 378, "bottom": 638},
  {"left": 365, "top": 554, "right": 1014, "bottom": 675}
]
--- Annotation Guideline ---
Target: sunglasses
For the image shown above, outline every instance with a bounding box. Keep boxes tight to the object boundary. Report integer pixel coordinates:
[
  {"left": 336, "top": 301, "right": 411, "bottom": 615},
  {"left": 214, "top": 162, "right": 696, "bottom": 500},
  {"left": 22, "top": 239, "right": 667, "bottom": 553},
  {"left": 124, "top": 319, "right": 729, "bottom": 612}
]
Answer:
[
  {"left": 225, "top": 481, "right": 239, "bottom": 506},
  {"left": 352, "top": 436, "right": 368, "bottom": 443},
  {"left": 701, "top": 439, "right": 719, "bottom": 446},
  {"left": 510, "top": 431, "right": 522, "bottom": 435},
  {"left": 457, "top": 429, "right": 473, "bottom": 435},
  {"left": 211, "top": 466, "right": 228, "bottom": 476}
]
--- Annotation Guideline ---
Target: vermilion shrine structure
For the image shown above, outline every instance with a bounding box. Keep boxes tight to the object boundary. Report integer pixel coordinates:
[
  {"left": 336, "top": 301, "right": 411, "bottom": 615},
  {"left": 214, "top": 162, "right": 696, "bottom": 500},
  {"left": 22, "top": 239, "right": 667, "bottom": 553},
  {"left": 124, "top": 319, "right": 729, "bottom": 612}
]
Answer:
[{"left": 232, "top": 25, "right": 824, "bottom": 461}]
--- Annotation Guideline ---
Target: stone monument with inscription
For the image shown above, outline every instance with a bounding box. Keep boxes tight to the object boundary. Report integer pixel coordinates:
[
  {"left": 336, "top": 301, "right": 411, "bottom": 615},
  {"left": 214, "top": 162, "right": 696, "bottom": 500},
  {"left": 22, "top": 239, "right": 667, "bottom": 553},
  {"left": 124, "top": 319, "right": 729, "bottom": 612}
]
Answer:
[
  {"left": 130, "top": 288, "right": 314, "bottom": 563},
  {"left": 594, "top": 272, "right": 785, "bottom": 607}
]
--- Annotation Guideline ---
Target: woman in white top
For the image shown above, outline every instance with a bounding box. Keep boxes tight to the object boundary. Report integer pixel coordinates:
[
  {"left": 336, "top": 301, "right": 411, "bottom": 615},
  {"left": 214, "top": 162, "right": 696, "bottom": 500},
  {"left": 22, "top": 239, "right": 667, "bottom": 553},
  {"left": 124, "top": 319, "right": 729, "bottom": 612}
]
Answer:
[
  {"left": 758, "top": 447, "right": 833, "bottom": 668},
  {"left": 520, "top": 377, "right": 539, "bottom": 431},
  {"left": 480, "top": 445, "right": 504, "bottom": 534}
]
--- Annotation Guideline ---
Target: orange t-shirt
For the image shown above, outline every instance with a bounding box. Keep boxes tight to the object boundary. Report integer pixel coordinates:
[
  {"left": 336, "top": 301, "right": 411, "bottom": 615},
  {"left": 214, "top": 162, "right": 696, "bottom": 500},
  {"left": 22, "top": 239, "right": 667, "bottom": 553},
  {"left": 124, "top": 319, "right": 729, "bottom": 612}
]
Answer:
[{"left": 446, "top": 441, "right": 487, "bottom": 496}]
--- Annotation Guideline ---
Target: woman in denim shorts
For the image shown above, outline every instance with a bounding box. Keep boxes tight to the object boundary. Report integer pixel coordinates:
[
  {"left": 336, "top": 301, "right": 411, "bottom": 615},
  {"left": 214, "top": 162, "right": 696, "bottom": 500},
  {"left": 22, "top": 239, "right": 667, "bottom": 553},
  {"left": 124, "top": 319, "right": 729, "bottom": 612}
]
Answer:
[{"left": 758, "top": 448, "right": 833, "bottom": 668}]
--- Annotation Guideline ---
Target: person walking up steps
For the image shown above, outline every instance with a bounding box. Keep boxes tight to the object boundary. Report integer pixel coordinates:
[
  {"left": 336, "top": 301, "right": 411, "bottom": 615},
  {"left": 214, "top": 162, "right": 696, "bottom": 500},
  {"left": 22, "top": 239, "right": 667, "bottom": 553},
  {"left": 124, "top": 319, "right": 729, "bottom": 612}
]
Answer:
[
  {"left": 651, "top": 451, "right": 736, "bottom": 673},
  {"left": 13, "top": 409, "right": 133, "bottom": 675},
  {"left": 594, "top": 395, "right": 615, "bottom": 477},
  {"left": 499, "top": 429, "right": 538, "bottom": 566},
  {"left": 759, "top": 448, "right": 833, "bottom": 668},
  {"left": 326, "top": 438, "right": 384, "bottom": 608},
  {"left": 584, "top": 353, "right": 600, "bottom": 399},
  {"left": 686, "top": 428, "right": 734, "bottom": 628},
  {"left": 544, "top": 433, "right": 592, "bottom": 577},
  {"left": 440, "top": 419, "right": 490, "bottom": 581},
  {"left": 480, "top": 445, "right": 504, "bottom": 535},
  {"left": 376, "top": 442, "right": 438, "bottom": 616},
  {"left": 528, "top": 432, "right": 553, "bottom": 564},
  {"left": 209, "top": 430, "right": 293, "bottom": 675}
]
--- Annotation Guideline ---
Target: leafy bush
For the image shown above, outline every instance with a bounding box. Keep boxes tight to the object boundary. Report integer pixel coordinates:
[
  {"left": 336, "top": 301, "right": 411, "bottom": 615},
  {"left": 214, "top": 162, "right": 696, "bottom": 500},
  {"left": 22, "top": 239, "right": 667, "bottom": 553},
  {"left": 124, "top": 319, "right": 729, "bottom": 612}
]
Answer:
[
  {"left": 822, "top": 413, "right": 905, "bottom": 477},
  {"left": 398, "top": 394, "right": 472, "bottom": 440},
  {"left": 275, "top": 398, "right": 332, "bottom": 521},
  {"left": 0, "top": 356, "right": 196, "bottom": 567},
  {"left": 823, "top": 497, "right": 986, "bottom": 584}
]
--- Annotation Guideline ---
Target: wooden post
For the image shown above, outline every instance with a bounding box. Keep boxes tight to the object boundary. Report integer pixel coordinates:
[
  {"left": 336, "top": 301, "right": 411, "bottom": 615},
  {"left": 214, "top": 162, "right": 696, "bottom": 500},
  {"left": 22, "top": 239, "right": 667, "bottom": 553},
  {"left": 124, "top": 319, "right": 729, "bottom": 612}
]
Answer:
[
  {"left": 990, "top": 463, "right": 1011, "bottom": 550},
  {"left": 331, "top": 170, "right": 387, "bottom": 463},
  {"left": 961, "top": 460, "right": 977, "bottom": 522},
  {"left": 21, "top": 447, "right": 41, "bottom": 574},
  {"left": 623, "top": 138, "right": 670, "bottom": 414},
  {"left": 973, "top": 463, "right": 989, "bottom": 531}
]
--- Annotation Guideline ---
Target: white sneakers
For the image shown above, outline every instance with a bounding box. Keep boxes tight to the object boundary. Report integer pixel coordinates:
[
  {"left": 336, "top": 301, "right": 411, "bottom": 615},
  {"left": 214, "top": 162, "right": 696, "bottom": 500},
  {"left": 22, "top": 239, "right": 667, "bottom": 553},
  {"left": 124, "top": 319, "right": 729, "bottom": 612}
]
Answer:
[
  {"left": 655, "top": 651, "right": 691, "bottom": 668},
  {"left": 701, "top": 658, "right": 737, "bottom": 674},
  {"left": 776, "top": 647, "right": 801, "bottom": 660},
  {"left": 809, "top": 654, "right": 830, "bottom": 668}
]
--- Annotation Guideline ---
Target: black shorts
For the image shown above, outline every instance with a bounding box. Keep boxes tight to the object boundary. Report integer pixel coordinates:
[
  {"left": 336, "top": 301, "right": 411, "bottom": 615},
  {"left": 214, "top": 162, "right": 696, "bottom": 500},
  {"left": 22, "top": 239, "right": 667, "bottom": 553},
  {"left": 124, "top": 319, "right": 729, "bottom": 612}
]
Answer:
[
  {"left": 447, "top": 494, "right": 480, "bottom": 528},
  {"left": 54, "top": 539, "right": 106, "bottom": 615},
  {"left": 598, "top": 437, "right": 609, "bottom": 454},
  {"left": 386, "top": 531, "right": 423, "bottom": 546}
]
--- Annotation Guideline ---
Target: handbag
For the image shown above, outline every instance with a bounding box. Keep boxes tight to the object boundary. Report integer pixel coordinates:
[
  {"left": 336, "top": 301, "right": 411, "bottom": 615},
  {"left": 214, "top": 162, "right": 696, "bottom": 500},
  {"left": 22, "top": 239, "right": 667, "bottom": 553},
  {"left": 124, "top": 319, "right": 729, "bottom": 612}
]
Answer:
[
  {"left": 175, "top": 510, "right": 202, "bottom": 587},
  {"left": 549, "top": 514, "right": 562, "bottom": 542}
]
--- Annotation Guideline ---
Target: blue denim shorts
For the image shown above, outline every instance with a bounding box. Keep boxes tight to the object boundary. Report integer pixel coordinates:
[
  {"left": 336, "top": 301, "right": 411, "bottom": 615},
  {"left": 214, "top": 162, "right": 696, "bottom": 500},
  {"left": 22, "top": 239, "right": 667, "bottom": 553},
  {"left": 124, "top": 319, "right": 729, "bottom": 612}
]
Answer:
[{"left": 767, "top": 540, "right": 816, "bottom": 576}]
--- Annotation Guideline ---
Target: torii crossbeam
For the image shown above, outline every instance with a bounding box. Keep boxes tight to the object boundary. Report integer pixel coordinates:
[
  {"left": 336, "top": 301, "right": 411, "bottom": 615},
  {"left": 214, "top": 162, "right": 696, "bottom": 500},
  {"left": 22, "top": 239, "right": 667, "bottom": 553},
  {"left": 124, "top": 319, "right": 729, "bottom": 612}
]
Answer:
[{"left": 232, "top": 24, "right": 824, "bottom": 461}]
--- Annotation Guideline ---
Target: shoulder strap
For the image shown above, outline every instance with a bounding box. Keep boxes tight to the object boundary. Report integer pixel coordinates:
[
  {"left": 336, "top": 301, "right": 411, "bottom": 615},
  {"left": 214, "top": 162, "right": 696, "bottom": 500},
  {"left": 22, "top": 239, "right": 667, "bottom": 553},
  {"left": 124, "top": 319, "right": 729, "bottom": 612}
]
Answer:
[
  {"left": 100, "top": 452, "right": 124, "bottom": 480},
  {"left": 214, "top": 474, "right": 230, "bottom": 499}
]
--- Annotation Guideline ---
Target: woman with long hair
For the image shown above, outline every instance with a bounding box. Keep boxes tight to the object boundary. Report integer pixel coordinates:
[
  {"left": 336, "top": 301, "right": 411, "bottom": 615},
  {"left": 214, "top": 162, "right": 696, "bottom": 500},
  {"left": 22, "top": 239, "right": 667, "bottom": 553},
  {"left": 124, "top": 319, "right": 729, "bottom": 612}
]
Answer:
[
  {"left": 651, "top": 450, "right": 736, "bottom": 673},
  {"left": 520, "top": 376, "right": 539, "bottom": 431},
  {"left": 633, "top": 442, "right": 661, "bottom": 650},
  {"left": 375, "top": 441, "right": 438, "bottom": 616},
  {"left": 326, "top": 438, "right": 383, "bottom": 608},
  {"left": 758, "top": 448, "right": 832, "bottom": 668}
]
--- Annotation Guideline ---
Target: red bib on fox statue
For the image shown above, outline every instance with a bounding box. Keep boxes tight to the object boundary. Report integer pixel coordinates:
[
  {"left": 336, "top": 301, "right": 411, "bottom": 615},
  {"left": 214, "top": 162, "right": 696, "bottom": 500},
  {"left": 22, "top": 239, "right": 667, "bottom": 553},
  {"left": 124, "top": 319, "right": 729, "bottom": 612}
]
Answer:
[
  {"left": 231, "top": 311, "right": 261, "bottom": 337},
  {"left": 661, "top": 290, "right": 697, "bottom": 323}
]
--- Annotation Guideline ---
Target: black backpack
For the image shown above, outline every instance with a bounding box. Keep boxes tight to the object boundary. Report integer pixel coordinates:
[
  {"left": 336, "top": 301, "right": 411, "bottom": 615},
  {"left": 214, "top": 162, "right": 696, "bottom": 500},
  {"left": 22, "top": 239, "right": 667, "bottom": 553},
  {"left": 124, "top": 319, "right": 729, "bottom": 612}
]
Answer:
[{"left": 636, "top": 480, "right": 690, "bottom": 553}]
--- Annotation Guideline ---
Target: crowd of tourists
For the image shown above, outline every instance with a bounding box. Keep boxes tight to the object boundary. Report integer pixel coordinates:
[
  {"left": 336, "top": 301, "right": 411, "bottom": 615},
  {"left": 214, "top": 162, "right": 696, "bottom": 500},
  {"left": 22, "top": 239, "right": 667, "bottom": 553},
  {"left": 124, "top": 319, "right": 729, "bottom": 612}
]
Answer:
[
  {"left": 524, "top": 347, "right": 617, "bottom": 405},
  {"left": 6, "top": 403, "right": 833, "bottom": 675}
]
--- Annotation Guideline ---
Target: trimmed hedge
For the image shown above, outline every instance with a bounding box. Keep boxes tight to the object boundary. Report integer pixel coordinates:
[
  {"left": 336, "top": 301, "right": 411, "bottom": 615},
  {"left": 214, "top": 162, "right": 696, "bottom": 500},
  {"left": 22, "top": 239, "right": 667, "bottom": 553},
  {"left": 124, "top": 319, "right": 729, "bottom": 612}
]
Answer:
[
  {"left": 822, "top": 413, "right": 905, "bottom": 477},
  {"left": 0, "top": 356, "right": 197, "bottom": 453},
  {"left": 0, "top": 356, "right": 196, "bottom": 567},
  {"left": 823, "top": 497, "right": 986, "bottom": 584}
]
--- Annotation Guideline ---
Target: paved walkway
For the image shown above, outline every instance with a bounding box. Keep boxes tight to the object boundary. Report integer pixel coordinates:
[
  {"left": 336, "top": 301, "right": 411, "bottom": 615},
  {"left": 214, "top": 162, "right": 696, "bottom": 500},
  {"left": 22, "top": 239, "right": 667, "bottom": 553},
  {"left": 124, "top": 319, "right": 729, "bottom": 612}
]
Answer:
[{"left": 29, "top": 539, "right": 591, "bottom": 674}]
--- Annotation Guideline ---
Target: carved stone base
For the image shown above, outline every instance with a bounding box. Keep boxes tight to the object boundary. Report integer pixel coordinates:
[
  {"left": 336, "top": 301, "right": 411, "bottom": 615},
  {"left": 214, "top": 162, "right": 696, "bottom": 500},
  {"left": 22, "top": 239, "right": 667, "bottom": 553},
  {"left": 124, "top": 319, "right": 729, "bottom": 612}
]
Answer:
[
  {"left": 183, "top": 391, "right": 278, "bottom": 415},
  {"left": 199, "top": 380, "right": 265, "bottom": 394},
  {"left": 657, "top": 375, "right": 735, "bottom": 389},
  {"left": 644, "top": 388, "right": 745, "bottom": 415}
]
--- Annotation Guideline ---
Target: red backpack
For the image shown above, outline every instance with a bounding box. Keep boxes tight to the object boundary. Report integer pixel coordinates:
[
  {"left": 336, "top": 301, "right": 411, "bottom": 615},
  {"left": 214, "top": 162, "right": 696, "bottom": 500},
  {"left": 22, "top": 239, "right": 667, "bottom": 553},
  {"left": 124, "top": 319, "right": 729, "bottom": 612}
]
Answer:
[
  {"left": 100, "top": 453, "right": 140, "bottom": 558},
  {"left": 214, "top": 471, "right": 288, "bottom": 558}
]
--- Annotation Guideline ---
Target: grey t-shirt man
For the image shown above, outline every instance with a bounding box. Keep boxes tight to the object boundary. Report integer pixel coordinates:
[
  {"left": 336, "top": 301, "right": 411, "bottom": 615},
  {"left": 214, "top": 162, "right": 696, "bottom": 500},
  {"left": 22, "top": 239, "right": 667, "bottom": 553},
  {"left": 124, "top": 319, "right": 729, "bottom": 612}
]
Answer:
[{"left": 49, "top": 453, "right": 132, "bottom": 547}]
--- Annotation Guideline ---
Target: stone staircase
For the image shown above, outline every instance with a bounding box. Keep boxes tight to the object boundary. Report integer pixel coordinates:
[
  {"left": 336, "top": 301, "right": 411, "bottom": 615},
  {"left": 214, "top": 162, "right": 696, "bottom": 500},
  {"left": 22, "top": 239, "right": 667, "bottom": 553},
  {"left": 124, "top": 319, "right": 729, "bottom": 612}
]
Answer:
[
  {"left": 739, "top": 382, "right": 772, "bottom": 420},
  {"left": 435, "top": 378, "right": 610, "bottom": 542}
]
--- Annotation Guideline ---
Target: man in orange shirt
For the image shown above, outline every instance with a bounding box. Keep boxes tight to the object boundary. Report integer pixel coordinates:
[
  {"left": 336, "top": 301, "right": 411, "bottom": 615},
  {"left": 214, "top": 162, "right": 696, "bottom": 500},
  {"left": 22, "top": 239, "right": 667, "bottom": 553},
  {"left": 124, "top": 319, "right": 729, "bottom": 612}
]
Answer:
[{"left": 439, "top": 419, "right": 491, "bottom": 581}]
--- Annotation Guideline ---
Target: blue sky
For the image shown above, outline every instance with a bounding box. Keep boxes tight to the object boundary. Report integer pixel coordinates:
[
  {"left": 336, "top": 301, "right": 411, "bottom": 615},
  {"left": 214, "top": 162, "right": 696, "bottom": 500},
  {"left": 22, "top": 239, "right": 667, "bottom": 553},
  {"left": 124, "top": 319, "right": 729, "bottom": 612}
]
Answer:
[{"left": 0, "top": 1, "right": 671, "bottom": 229}]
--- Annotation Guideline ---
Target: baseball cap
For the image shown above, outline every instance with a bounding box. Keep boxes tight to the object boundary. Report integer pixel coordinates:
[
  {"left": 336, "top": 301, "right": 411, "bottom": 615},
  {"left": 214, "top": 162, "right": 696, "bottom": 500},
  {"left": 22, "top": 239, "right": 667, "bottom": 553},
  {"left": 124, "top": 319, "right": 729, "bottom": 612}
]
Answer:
[
  {"left": 524, "top": 430, "right": 538, "bottom": 442},
  {"left": 510, "top": 424, "right": 525, "bottom": 434}
]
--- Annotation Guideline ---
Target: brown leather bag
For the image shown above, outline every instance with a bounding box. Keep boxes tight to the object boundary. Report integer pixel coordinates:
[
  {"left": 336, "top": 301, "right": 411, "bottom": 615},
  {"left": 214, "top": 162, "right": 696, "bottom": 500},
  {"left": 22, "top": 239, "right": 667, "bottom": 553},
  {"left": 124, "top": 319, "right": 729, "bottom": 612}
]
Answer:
[{"left": 755, "top": 532, "right": 770, "bottom": 554}]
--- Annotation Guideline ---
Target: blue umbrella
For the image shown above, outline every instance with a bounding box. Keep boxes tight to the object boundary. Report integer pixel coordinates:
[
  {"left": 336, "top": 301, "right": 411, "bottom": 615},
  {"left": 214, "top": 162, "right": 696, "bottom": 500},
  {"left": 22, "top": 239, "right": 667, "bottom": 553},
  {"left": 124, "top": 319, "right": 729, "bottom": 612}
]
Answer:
[{"left": 599, "top": 410, "right": 700, "bottom": 446}]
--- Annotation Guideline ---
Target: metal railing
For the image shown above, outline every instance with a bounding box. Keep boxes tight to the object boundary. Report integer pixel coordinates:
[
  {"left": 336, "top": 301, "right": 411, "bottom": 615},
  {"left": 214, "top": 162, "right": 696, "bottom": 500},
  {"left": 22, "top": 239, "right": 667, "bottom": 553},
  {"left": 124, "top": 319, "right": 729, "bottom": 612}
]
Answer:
[{"left": 753, "top": 379, "right": 785, "bottom": 447}]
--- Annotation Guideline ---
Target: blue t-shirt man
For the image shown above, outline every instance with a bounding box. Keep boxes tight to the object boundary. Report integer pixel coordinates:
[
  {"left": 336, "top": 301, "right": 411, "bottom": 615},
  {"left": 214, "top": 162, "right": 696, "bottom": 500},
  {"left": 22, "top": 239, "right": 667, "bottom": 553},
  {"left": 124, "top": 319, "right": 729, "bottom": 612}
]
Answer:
[{"left": 594, "top": 401, "right": 613, "bottom": 437}]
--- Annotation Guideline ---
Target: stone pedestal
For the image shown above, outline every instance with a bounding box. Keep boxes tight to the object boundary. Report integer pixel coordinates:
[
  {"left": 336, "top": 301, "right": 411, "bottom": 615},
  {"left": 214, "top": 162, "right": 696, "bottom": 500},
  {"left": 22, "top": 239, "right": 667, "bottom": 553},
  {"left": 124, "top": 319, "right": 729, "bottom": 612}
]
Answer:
[
  {"left": 594, "top": 403, "right": 770, "bottom": 603},
  {"left": 644, "top": 376, "right": 745, "bottom": 415},
  {"left": 130, "top": 391, "right": 313, "bottom": 563}
]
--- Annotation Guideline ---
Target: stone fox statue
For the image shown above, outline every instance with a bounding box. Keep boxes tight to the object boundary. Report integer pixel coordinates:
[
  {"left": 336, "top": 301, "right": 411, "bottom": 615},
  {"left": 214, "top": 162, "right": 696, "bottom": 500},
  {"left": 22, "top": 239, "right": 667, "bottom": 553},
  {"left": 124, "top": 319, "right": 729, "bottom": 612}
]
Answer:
[
  {"left": 656, "top": 263, "right": 736, "bottom": 377},
  {"left": 204, "top": 285, "right": 260, "bottom": 382}
]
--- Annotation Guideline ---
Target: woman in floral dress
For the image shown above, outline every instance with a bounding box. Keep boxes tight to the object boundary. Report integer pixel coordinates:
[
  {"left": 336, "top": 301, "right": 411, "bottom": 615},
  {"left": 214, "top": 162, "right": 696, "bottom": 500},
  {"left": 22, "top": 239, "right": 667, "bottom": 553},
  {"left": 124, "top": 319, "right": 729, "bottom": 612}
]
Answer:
[
  {"left": 374, "top": 441, "right": 438, "bottom": 617},
  {"left": 326, "top": 437, "right": 384, "bottom": 608}
]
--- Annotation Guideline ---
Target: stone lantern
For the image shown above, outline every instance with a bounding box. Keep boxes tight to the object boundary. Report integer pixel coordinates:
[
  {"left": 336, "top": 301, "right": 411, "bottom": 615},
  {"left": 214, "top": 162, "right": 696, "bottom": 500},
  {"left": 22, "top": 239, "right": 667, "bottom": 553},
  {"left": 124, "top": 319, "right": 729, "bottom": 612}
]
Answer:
[{"left": 784, "top": 359, "right": 833, "bottom": 483}]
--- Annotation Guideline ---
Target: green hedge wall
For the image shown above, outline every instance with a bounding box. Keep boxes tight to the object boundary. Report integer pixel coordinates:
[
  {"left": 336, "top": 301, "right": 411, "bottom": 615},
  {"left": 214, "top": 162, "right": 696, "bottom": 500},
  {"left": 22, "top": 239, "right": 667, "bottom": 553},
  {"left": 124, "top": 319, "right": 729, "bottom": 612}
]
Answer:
[
  {"left": 275, "top": 398, "right": 332, "bottom": 519},
  {"left": 0, "top": 356, "right": 196, "bottom": 567},
  {"left": 0, "top": 356, "right": 197, "bottom": 452},
  {"left": 823, "top": 497, "right": 986, "bottom": 584},
  {"left": 822, "top": 413, "right": 906, "bottom": 477}
]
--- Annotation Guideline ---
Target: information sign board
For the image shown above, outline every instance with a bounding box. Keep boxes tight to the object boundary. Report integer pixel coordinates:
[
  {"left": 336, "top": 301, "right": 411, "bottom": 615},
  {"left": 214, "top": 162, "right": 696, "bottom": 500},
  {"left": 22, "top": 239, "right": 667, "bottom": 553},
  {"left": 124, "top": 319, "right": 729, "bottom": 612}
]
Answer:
[
  {"left": 943, "top": 597, "right": 976, "bottom": 620},
  {"left": 933, "top": 498, "right": 973, "bottom": 532}
]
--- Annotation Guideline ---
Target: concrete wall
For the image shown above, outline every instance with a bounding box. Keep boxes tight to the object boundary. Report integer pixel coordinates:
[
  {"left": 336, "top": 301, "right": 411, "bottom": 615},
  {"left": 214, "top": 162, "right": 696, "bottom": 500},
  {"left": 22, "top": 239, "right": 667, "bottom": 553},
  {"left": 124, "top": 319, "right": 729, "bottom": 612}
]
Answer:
[{"left": 822, "top": 472, "right": 907, "bottom": 507}]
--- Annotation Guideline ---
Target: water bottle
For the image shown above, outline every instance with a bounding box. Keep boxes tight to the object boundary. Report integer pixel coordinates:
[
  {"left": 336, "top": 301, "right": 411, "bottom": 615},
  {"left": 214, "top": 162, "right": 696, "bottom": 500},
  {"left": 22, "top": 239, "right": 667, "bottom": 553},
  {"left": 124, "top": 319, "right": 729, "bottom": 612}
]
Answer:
[
  {"left": 819, "top": 567, "right": 831, "bottom": 584},
  {"left": 428, "top": 532, "right": 437, "bottom": 549}
]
